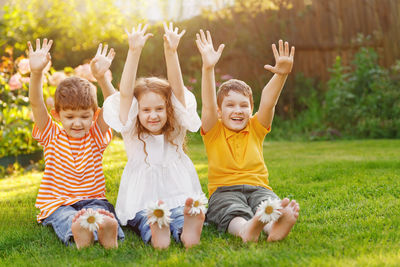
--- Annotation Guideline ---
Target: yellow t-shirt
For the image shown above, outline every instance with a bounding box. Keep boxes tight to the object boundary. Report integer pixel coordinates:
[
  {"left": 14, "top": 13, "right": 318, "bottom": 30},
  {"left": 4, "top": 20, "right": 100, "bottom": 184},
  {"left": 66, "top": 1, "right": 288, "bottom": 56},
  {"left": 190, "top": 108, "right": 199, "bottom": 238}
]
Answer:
[{"left": 201, "top": 114, "right": 272, "bottom": 196}]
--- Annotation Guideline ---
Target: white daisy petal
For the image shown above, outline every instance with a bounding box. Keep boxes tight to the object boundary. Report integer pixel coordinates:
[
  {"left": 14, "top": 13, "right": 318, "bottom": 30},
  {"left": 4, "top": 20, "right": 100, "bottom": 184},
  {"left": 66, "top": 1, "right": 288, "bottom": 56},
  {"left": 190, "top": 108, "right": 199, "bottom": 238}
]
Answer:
[
  {"left": 256, "top": 198, "right": 283, "bottom": 224},
  {"left": 79, "top": 210, "right": 104, "bottom": 232},
  {"left": 188, "top": 193, "right": 208, "bottom": 215},
  {"left": 146, "top": 201, "right": 172, "bottom": 229}
]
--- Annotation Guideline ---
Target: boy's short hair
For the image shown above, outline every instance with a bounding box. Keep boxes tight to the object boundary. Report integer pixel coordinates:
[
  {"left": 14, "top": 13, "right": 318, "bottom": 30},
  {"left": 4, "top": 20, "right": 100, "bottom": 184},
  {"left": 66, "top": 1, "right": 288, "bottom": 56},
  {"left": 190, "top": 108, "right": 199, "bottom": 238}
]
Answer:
[
  {"left": 216, "top": 79, "right": 254, "bottom": 109},
  {"left": 55, "top": 77, "right": 98, "bottom": 113}
]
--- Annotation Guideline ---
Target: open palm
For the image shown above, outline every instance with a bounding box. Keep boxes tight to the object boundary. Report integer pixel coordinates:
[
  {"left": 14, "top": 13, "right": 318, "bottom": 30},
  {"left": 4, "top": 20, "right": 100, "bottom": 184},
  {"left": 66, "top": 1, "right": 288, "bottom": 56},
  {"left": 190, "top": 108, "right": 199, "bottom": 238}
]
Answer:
[
  {"left": 90, "top": 43, "right": 115, "bottom": 79},
  {"left": 126, "top": 24, "right": 153, "bottom": 50},
  {"left": 264, "top": 40, "right": 295, "bottom": 75},
  {"left": 195, "top": 29, "right": 225, "bottom": 69},
  {"left": 163, "top": 22, "right": 185, "bottom": 52},
  {"left": 28, "top": 39, "right": 53, "bottom": 73}
]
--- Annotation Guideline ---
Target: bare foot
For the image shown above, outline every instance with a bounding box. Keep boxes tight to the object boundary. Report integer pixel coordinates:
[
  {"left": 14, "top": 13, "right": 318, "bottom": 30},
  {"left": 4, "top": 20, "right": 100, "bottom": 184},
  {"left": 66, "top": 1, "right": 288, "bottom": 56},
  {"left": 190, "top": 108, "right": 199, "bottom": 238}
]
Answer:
[
  {"left": 149, "top": 201, "right": 171, "bottom": 249},
  {"left": 263, "top": 198, "right": 290, "bottom": 235},
  {"left": 238, "top": 215, "right": 266, "bottom": 242},
  {"left": 267, "top": 199, "right": 299, "bottom": 242},
  {"left": 181, "top": 198, "right": 205, "bottom": 248},
  {"left": 71, "top": 209, "right": 94, "bottom": 249},
  {"left": 97, "top": 209, "right": 119, "bottom": 249}
]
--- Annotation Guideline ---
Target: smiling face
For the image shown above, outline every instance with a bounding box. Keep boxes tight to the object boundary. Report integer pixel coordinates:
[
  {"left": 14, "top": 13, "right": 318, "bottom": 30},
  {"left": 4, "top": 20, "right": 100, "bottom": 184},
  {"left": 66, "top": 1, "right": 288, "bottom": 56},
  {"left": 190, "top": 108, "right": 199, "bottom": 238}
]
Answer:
[
  {"left": 218, "top": 90, "right": 252, "bottom": 132},
  {"left": 137, "top": 91, "right": 168, "bottom": 135},
  {"left": 56, "top": 108, "right": 95, "bottom": 138}
]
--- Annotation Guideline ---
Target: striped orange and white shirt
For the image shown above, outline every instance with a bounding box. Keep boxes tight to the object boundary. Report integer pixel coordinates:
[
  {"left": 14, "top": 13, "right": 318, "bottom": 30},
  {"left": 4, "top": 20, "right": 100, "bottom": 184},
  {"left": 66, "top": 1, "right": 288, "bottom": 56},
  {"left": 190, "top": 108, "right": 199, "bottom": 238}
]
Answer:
[{"left": 32, "top": 115, "right": 112, "bottom": 222}]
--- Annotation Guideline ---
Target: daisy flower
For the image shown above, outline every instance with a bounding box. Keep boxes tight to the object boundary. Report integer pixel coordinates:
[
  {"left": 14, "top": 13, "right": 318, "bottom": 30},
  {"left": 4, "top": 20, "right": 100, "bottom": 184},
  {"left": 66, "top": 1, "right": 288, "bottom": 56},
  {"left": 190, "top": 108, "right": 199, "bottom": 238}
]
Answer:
[
  {"left": 79, "top": 210, "right": 104, "bottom": 232},
  {"left": 188, "top": 193, "right": 208, "bottom": 215},
  {"left": 146, "top": 201, "right": 172, "bottom": 229},
  {"left": 256, "top": 198, "right": 283, "bottom": 224}
]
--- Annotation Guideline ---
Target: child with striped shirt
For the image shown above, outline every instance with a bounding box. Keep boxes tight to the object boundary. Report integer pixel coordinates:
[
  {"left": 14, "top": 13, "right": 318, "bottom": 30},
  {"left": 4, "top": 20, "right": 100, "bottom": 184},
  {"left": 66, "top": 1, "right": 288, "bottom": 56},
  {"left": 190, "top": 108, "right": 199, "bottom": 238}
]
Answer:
[{"left": 28, "top": 39, "right": 124, "bottom": 249}]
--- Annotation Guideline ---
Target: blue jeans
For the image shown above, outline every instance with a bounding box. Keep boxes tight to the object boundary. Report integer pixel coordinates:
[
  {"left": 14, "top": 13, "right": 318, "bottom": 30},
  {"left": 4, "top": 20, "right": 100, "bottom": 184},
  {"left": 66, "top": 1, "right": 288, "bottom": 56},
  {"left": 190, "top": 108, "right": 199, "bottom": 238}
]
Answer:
[
  {"left": 42, "top": 199, "right": 125, "bottom": 246},
  {"left": 127, "top": 206, "right": 184, "bottom": 244}
]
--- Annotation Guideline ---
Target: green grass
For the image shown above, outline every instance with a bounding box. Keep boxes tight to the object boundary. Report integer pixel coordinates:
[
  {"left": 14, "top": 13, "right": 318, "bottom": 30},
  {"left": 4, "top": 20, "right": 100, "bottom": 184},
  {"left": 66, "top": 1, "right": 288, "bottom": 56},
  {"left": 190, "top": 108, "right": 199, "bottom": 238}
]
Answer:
[{"left": 1, "top": 139, "right": 400, "bottom": 266}]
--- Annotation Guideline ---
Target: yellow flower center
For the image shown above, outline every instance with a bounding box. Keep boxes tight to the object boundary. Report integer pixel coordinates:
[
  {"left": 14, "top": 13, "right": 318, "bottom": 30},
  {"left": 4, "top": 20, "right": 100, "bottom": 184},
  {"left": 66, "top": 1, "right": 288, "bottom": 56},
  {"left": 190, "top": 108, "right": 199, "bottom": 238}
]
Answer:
[
  {"left": 265, "top": 206, "right": 274, "bottom": 214},
  {"left": 87, "top": 215, "right": 96, "bottom": 224},
  {"left": 154, "top": 209, "right": 164, "bottom": 218},
  {"left": 193, "top": 200, "right": 200, "bottom": 207}
]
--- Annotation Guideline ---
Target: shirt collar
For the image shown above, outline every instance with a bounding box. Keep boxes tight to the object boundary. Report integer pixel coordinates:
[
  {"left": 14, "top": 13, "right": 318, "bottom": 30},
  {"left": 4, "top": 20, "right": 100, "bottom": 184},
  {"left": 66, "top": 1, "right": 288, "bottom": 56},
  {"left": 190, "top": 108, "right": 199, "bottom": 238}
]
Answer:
[{"left": 224, "top": 123, "right": 250, "bottom": 139}]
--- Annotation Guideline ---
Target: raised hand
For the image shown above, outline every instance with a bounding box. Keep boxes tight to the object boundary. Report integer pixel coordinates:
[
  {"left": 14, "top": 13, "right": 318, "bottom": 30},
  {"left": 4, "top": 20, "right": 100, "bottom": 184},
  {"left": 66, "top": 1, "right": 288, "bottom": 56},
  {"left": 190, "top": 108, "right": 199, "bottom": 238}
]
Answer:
[
  {"left": 163, "top": 22, "right": 185, "bottom": 52},
  {"left": 27, "top": 38, "right": 53, "bottom": 74},
  {"left": 90, "top": 43, "right": 115, "bottom": 80},
  {"left": 264, "top": 40, "right": 295, "bottom": 75},
  {"left": 125, "top": 24, "right": 153, "bottom": 51},
  {"left": 195, "top": 29, "right": 225, "bottom": 69}
]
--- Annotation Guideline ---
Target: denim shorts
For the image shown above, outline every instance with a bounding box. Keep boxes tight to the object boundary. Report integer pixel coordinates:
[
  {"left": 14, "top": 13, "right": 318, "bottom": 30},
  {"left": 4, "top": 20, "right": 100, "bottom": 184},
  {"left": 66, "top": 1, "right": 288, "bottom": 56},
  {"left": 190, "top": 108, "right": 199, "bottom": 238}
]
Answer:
[
  {"left": 127, "top": 206, "right": 184, "bottom": 244},
  {"left": 42, "top": 199, "right": 125, "bottom": 246},
  {"left": 206, "top": 185, "right": 280, "bottom": 232}
]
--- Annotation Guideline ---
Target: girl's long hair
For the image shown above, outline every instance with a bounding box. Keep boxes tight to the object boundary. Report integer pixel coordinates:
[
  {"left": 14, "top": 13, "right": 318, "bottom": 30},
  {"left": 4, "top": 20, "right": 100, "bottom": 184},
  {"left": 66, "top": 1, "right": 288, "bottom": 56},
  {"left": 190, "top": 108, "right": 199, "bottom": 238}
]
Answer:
[{"left": 134, "top": 77, "right": 184, "bottom": 162}]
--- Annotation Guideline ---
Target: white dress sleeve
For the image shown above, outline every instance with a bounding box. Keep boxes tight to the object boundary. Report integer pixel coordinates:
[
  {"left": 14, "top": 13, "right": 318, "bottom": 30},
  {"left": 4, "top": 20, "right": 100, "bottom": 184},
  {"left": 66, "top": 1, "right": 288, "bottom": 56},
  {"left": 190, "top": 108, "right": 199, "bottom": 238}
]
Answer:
[
  {"left": 171, "top": 87, "right": 201, "bottom": 132},
  {"left": 103, "top": 92, "right": 138, "bottom": 134}
]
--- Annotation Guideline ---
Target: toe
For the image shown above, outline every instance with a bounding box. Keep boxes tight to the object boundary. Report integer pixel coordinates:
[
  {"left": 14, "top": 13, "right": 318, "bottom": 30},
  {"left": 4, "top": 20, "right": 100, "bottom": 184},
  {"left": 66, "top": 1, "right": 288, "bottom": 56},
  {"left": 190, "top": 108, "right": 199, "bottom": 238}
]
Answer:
[{"left": 281, "top": 198, "right": 290, "bottom": 207}]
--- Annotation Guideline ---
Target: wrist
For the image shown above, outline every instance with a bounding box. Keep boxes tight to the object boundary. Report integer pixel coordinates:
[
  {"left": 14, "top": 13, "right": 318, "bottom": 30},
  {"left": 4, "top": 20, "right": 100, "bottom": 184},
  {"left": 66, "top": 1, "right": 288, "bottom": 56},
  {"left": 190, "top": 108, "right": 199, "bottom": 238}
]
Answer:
[
  {"left": 202, "top": 65, "right": 214, "bottom": 71},
  {"left": 30, "top": 70, "right": 45, "bottom": 76},
  {"left": 128, "top": 46, "right": 143, "bottom": 53}
]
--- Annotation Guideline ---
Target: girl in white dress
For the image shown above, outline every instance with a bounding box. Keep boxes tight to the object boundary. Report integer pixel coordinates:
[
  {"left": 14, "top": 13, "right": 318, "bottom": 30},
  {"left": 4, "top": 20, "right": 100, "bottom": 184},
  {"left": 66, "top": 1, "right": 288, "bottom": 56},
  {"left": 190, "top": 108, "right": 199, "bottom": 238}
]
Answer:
[{"left": 103, "top": 23, "right": 206, "bottom": 249}]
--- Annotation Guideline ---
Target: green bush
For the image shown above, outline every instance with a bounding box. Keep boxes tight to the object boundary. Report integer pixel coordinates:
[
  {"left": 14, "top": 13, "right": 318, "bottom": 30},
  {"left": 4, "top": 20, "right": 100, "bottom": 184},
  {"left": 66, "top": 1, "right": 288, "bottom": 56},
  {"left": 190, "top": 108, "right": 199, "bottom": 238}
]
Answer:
[
  {"left": 0, "top": 47, "right": 41, "bottom": 158},
  {"left": 325, "top": 48, "right": 400, "bottom": 138}
]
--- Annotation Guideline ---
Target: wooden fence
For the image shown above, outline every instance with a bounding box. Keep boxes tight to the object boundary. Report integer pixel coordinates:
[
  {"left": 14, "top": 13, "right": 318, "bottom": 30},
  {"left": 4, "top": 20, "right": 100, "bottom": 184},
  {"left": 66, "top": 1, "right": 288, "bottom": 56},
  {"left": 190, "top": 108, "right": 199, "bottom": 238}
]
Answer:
[{"left": 195, "top": 0, "right": 400, "bottom": 84}]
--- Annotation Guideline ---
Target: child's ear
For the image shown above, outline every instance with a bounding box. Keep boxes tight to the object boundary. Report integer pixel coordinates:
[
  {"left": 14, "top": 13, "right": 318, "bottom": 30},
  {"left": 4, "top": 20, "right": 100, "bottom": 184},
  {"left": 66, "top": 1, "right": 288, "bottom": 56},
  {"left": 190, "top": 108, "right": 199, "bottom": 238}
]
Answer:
[
  {"left": 51, "top": 109, "right": 60, "bottom": 121},
  {"left": 217, "top": 108, "right": 222, "bottom": 119}
]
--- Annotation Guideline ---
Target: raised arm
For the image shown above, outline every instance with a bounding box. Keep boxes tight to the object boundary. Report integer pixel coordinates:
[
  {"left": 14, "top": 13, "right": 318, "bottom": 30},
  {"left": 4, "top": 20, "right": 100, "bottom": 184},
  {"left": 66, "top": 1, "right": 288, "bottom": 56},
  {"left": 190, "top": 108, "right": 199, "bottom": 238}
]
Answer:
[
  {"left": 28, "top": 38, "right": 53, "bottom": 132},
  {"left": 195, "top": 30, "right": 225, "bottom": 133},
  {"left": 163, "top": 22, "right": 186, "bottom": 107},
  {"left": 257, "top": 40, "right": 295, "bottom": 129},
  {"left": 119, "top": 24, "right": 153, "bottom": 124},
  {"left": 90, "top": 43, "right": 116, "bottom": 135}
]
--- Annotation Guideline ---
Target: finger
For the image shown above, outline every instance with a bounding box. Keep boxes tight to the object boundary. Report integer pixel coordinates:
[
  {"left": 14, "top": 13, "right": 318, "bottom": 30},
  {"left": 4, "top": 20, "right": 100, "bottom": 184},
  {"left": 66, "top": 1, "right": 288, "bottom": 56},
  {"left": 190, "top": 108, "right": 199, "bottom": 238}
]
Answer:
[
  {"left": 195, "top": 39, "right": 203, "bottom": 52},
  {"left": 144, "top": 33, "right": 153, "bottom": 41},
  {"left": 179, "top": 29, "right": 186, "bottom": 38},
  {"left": 36, "top": 39, "right": 40, "bottom": 51},
  {"left": 124, "top": 28, "right": 129, "bottom": 36},
  {"left": 195, "top": 33, "right": 203, "bottom": 47},
  {"left": 200, "top": 29, "right": 207, "bottom": 43},
  {"left": 206, "top": 30, "right": 212, "bottom": 44},
  {"left": 290, "top": 46, "right": 295, "bottom": 58},
  {"left": 90, "top": 57, "right": 99, "bottom": 68},
  {"left": 195, "top": 39, "right": 204, "bottom": 51},
  {"left": 132, "top": 26, "right": 136, "bottom": 33},
  {"left": 217, "top": 44, "right": 225, "bottom": 55},
  {"left": 107, "top": 48, "right": 115, "bottom": 59},
  {"left": 272, "top": 43, "right": 279, "bottom": 60},
  {"left": 96, "top": 43, "right": 102, "bottom": 56},
  {"left": 43, "top": 38, "right": 48, "bottom": 48},
  {"left": 27, "top": 41, "right": 33, "bottom": 53},
  {"left": 279, "top": 39, "right": 283, "bottom": 55},
  {"left": 110, "top": 50, "right": 116, "bottom": 60},
  {"left": 163, "top": 22, "right": 168, "bottom": 32},
  {"left": 264, "top": 64, "right": 275, "bottom": 73},
  {"left": 284, "top": 41, "right": 289, "bottom": 56},
  {"left": 163, "top": 34, "right": 171, "bottom": 46},
  {"left": 137, "top": 23, "right": 142, "bottom": 32},
  {"left": 169, "top": 22, "right": 173, "bottom": 31},
  {"left": 46, "top": 40, "right": 53, "bottom": 52},
  {"left": 102, "top": 44, "right": 108, "bottom": 56},
  {"left": 46, "top": 53, "right": 51, "bottom": 61},
  {"left": 142, "top": 24, "right": 148, "bottom": 33},
  {"left": 174, "top": 27, "right": 178, "bottom": 33}
]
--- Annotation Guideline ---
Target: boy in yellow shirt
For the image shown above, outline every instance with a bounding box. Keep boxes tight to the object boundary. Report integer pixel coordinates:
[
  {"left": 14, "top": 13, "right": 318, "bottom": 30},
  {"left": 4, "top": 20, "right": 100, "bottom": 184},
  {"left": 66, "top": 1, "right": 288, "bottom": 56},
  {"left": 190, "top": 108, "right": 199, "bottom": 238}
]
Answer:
[{"left": 195, "top": 30, "right": 300, "bottom": 242}]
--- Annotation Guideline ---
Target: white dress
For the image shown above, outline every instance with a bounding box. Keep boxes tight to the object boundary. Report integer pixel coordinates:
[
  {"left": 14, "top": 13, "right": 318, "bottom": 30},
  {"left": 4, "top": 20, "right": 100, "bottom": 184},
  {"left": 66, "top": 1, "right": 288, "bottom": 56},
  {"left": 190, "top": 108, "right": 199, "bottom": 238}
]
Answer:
[{"left": 103, "top": 88, "right": 203, "bottom": 225}]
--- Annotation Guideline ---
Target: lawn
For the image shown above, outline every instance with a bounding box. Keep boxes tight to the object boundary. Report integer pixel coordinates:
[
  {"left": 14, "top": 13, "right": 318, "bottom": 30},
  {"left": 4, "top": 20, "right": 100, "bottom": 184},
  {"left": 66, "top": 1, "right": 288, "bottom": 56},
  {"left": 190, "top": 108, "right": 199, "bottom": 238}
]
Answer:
[{"left": 1, "top": 139, "right": 399, "bottom": 266}]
